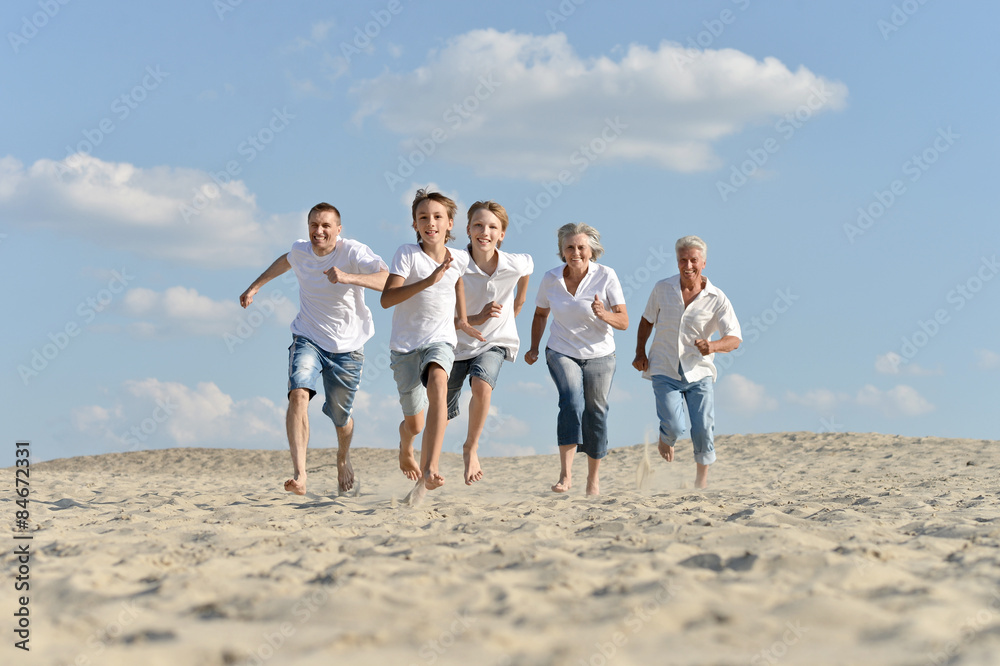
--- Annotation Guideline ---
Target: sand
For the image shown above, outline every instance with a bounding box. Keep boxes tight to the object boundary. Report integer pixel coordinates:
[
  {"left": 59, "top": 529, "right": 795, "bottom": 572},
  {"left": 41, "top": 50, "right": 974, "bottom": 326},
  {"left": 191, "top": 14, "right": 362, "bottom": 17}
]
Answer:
[{"left": 5, "top": 432, "right": 1000, "bottom": 666}]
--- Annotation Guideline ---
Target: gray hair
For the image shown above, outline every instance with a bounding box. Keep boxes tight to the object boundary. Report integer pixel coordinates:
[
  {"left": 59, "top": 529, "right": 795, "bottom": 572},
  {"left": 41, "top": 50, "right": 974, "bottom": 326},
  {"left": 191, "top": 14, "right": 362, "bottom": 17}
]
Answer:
[
  {"left": 675, "top": 235, "right": 707, "bottom": 260},
  {"left": 557, "top": 223, "right": 604, "bottom": 261}
]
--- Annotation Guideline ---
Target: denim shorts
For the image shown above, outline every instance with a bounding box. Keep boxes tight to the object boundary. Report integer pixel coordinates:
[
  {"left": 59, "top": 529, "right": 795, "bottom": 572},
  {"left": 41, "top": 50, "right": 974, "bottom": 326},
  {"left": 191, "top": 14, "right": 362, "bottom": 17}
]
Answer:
[
  {"left": 390, "top": 342, "right": 456, "bottom": 417},
  {"left": 287, "top": 335, "right": 363, "bottom": 428},
  {"left": 446, "top": 346, "right": 507, "bottom": 419},
  {"left": 545, "top": 348, "right": 616, "bottom": 459}
]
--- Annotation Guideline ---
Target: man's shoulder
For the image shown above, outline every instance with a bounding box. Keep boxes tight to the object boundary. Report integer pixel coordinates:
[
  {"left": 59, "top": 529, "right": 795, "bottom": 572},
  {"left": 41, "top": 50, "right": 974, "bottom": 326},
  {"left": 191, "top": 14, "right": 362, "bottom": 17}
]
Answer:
[
  {"left": 653, "top": 274, "right": 680, "bottom": 291},
  {"left": 287, "top": 240, "right": 314, "bottom": 267},
  {"left": 338, "top": 237, "right": 381, "bottom": 258},
  {"left": 702, "top": 277, "right": 731, "bottom": 301}
]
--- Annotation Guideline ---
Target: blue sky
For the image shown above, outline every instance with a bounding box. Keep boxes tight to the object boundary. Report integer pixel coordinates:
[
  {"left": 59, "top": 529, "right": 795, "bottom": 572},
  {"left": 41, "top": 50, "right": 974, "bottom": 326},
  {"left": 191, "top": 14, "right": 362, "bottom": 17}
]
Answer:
[{"left": 3, "top": 1, "right": 997, "bottom": 463}]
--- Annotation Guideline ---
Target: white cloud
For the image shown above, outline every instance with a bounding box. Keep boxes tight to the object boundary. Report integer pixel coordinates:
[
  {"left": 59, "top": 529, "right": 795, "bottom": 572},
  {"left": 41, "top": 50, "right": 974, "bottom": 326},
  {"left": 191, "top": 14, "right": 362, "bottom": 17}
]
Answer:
[
  {"left": 282, "top": 19, "right": 336, "bottom": 53},
  {"left": 716, "top": 373, "right": 778, "bottom": 414},
  {"left": 976, "top": 349, "right": 1000, "bottom": 370},
  {"left": 855, "top": 384, "right": 934, "bottom": 417},
  {"left": 72, "top": 379, "right": 285, "bottom": 452},
  {"left": 512, "top": 381, "right": 553, "bottom": 397},
  {"left": 875, "top": 352, "right": 941, "bottom": 376},
  {"left": 352, "top": 29, "right": 848, "bottom": 180},
  {"left": 787, "top": 383, "right": 934, "bottom": 418},
  {"left": 119, "top": 285, "right": 297, "bottom": 338},
  {"left": 0, "top": 154, "right": 303, "bottom": 267},
  {"left": 785, "top": 388, "right": 850, "bottom": 412}
]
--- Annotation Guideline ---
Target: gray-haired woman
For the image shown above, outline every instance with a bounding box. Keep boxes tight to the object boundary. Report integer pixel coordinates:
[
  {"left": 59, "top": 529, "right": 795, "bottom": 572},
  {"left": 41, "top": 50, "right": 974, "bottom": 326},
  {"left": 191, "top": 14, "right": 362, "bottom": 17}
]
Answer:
[{"left": 525, "top": 223, "right": 628, "bottom": 495}]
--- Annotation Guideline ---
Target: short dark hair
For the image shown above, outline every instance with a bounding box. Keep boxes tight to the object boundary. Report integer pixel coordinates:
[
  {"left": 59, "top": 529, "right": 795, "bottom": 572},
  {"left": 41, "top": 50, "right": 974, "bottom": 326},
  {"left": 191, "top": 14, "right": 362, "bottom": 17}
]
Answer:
[{"left": 308, "top": 202, "right": 341, "bottom": 223}]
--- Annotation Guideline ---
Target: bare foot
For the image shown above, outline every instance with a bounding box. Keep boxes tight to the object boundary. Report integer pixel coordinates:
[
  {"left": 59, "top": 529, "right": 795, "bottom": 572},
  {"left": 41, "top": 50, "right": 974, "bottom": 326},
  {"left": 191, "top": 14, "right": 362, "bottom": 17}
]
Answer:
[
  {"left": 423, "top": 469, "right": 445, "bottom": 491},
  {"left": 284, "top": 474, "right": 307, "bottom": 495},
  {"left": 405, "top": 479, "right": 428, "bottom": 506},
  {"left": 658, "top": 440, "right": 674, "bottom": 462},
  {"left": 586, "top": 475, "right": 599, "bottom": 496},
  {"left": 551, "top": 475, "right": 571, "bottom": 493},
  {"left": 464, "top": 447, "right": 483, "bottom": 485},
  {"left": 399, "top": 442, "right": 421, "bottom": 481},
  {"left": 337, "top": 449, "right": 354, "bottom": 493},
  {"left": 695, "top": 464, "right": 709, "bottom": 489}
]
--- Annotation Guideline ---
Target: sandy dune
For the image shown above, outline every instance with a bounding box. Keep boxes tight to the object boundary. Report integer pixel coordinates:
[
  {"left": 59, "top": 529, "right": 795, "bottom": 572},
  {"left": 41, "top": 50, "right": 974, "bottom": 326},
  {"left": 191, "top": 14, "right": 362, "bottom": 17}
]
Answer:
[{"left": 5, "top": 432, "right": 1000, "bottom": 665}]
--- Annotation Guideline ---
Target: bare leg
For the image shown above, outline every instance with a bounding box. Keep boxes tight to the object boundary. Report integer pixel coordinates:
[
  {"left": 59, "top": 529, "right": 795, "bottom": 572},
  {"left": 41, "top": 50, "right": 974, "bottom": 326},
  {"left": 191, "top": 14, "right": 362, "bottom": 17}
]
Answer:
[
  {"left": 335, "top": 417, "right": 355, "bottom": 492},
  {"left": 552, "top": 444, "right": 575, "bottom": 492},
  {"left": 695, "top": 463, "right": 709, "bottom": 489},
  {"left": 284, "top": 388, "right": 310, "bottom": 495},
  {"left": 399, "top": 413, "right": 424, "bottom": 481},
  {"left": 420, "top": 365, "right": 448, "bottom": 490},
  {"left": 463, "top": 377, "right": 490, "bottom": 485},
  {"left": 586, "top": 456, "right": 600, "bottom": 496},
  {"left": 658, "top": 438, "right": 674, "bottom": 462}
]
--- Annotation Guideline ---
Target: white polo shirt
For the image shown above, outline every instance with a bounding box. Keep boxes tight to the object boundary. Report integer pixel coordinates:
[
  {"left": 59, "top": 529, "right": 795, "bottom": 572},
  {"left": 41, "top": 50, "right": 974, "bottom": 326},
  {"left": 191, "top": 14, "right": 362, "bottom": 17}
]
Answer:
[
  {"left": 287, "top": 237, "right": 387, "bottom": 354},
  {"left": 641, "top": 274, "right": 742, "bottom": 383},
  {"left": 535, "top": 262, "right": 625, "bottom": 359},
  {"left": 388, "top": 243, "right": 470, "bottom": 353},
  {"left": 456, "top": 249, "right": 534, "bottom": 362}
]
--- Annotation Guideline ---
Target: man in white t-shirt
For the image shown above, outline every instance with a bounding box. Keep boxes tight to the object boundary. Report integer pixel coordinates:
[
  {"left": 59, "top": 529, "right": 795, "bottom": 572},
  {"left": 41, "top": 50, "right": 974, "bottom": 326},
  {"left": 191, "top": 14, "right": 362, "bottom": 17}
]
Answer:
[
  {"left": 241, "top": 203, "right": 388, "bottom": 496},
  {"left": 632, "top": 235, "right": 741, "bottom": 489}
]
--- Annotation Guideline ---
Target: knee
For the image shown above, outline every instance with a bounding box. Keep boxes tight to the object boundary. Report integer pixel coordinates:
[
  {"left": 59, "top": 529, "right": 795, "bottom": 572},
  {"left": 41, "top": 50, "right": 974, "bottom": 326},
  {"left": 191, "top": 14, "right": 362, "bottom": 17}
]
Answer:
[
  {"left": 557, "top": 392, "right": 583, "bottom": 412},
  {"left": 659, "top": 419, "right": 685, "bottom": 441},
  {"left": 402, "top": 418, "right": 423, "bottom": 437},
  {"left": 470, "top": 377, "right": 492, "bottom": 400},
  {"left": 425, "top": 368, "right": 448, "bottom": 393},
  {"left": 288, "top": 389, "right": 310, "bottom": 409}
]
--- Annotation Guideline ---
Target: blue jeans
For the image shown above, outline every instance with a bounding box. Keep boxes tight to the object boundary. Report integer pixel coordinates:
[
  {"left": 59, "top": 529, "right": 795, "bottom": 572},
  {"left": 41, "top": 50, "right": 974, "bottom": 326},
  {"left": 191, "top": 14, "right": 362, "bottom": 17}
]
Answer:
[
  {"left": 287, "top": 336, "right": 363, "bottom": 428},
  {"left": 545, "top": 348, "right": 616, "bottom": 460},
  {"left": 652, "top": 374, "right": 716, "bottom": 465}
]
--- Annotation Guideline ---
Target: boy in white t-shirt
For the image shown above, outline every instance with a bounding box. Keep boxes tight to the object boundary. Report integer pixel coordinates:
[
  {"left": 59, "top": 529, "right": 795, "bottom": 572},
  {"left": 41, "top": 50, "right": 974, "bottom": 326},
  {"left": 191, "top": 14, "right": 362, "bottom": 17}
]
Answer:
[
  {"left": 447, "top": 201, "right": 533, "bottom": 485},
  {"left": 240, "top": 203, "right": 388, "bottom": 496},
  {"left": 381, "top": 189, "right": 484, "bottom": 502}
]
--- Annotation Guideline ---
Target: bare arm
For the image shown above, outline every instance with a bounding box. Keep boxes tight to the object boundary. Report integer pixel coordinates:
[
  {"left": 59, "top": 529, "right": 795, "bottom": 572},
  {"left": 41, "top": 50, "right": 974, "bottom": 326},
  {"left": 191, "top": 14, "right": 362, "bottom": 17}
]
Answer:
[
  {"left": 632, "top": 316, "right": 654, "bottom": 371},
  {"left": 380, "top": 254, "right": 453, "bottom": 309},
  {"left": 241, "top": 254, "right": 290, "bottom": 308},
  {"left": 524, "top": 306, "right": 550, "bottom": 365},
  {"left": 694, "top": 335, "right": 741, "bottom": 356},
  {"left": 466, "top": 301, "right": 502, "bottom": 327},
  {"left": 326, "top": 267, "right": 389, "bottom": 291},
  {"left": 513, "top": 274, "right": 530, "bottom": 316},
  {"left": 592, "top": 296, "right": 629, "bottom": 331},
  {"left": 455, "top": 277, "right": 486, "bottom": 342}
]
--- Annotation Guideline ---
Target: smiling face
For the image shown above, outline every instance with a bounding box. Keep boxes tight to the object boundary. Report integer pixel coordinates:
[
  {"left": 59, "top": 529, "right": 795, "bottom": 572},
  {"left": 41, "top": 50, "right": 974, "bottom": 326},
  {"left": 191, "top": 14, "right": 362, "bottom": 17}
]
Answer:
[
  {"left": 467, "top": 208, "right": 505, "bottom": 255},
  {"left": 676, "top": 246, "right": 706, "bottom": 284},
  {"left": 561, "top": 233, "right": 593, "bottom": 268},
  {"left": 308, "top": 210, "right": 341, "bottom": 256},
  {"left": 413, "top": 199, "right": 454, "bottom": 247}
]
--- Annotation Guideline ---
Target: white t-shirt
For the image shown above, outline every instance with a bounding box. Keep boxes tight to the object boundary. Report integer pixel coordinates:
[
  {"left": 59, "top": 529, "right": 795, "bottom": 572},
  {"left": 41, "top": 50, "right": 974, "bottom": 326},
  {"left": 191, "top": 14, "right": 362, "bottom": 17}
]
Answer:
[
  {"left": 388, "top": 244, "right": 470, "bottom": 353},
  {"left": 535, "top": 262, "right": 625, "bottom": 359},
  {"left": 641, "top": 274, "right": 742, "bottom": 383},
  {"left": 456, "top": 249, "right": 534, "bottom": 362},
  {"left": 287, "top": 238, "right": 387, "bottom": 354}
]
